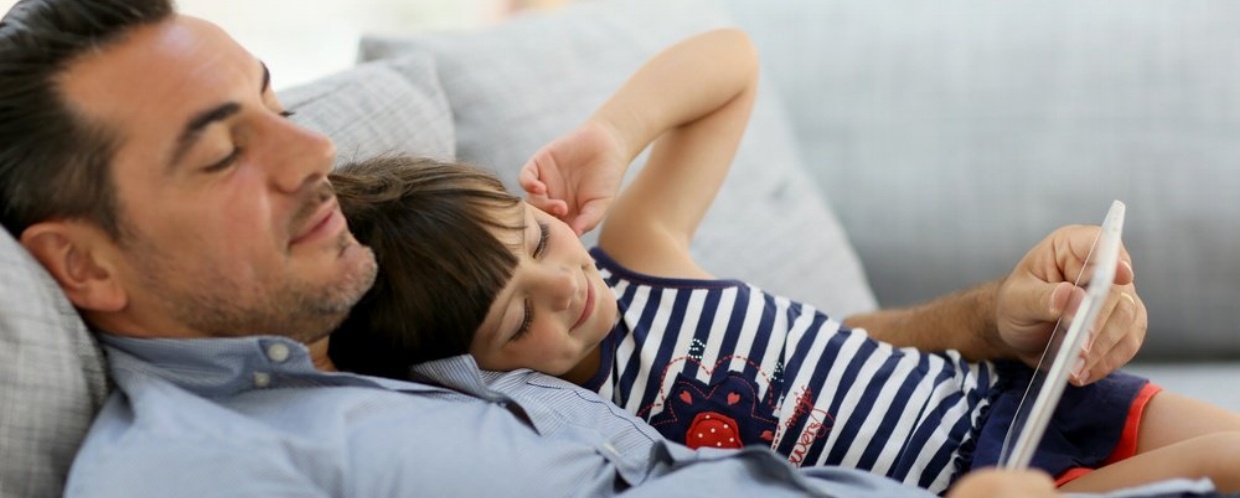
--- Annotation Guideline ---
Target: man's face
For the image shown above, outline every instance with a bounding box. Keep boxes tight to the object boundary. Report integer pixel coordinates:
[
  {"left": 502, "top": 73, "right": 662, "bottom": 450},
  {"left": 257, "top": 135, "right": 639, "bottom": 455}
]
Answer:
[{"left": 57, "top": 16, "right": 376, "bottom": 342}]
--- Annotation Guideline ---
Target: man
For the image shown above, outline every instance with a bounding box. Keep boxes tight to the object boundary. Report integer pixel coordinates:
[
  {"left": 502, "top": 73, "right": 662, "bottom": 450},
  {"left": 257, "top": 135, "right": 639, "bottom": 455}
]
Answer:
[{"left": 0, "top": 1, "right": 1165, "bottom": 496}]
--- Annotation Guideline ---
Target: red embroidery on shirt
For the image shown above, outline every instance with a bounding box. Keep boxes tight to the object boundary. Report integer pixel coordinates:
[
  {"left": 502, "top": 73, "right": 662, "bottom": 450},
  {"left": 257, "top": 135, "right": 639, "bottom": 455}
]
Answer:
[{"left": 782, "top": 385, "right": 834, "bottom": 466}]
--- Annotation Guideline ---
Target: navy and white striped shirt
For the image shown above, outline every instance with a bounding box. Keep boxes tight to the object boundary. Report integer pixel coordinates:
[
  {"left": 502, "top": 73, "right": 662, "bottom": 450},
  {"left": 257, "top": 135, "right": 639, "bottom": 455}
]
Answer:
[{"left": 585, "top": 248, "right": 999, "bottom": 493}]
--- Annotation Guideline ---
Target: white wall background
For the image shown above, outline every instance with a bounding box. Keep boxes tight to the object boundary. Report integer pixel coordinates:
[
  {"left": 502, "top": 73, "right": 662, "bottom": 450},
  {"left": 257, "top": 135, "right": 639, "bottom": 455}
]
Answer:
[{"left": 0, "top": 0, "right": 501, "bottom": 90}]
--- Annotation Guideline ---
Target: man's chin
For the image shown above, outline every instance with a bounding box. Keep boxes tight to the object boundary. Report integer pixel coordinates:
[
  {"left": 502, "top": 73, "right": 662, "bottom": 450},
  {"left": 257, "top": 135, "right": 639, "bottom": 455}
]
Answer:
[
  {"left": 331, "top": 242, "right": 378, "bottom": 310},
  {"left": 291, "top": 242, "right": 377, "bottom": 339}
]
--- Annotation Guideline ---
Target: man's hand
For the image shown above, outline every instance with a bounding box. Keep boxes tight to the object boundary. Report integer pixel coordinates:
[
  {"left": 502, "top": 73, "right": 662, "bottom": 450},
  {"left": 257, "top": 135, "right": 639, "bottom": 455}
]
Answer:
[
  {"left": 948, "top": 469, "right": 1060, "bottom": 498},
  {"left": 995, "top": 225, "right": 1147, "bottom": 385},
  {"left": 518, "top": 121, "right": 630, "bottom": 235}
]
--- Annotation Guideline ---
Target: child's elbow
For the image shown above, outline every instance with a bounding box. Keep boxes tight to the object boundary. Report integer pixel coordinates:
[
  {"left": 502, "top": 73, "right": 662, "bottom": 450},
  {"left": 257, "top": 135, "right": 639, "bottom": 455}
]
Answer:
[{"left": 713, "top": 27, "right": 760, "bottom": 80}]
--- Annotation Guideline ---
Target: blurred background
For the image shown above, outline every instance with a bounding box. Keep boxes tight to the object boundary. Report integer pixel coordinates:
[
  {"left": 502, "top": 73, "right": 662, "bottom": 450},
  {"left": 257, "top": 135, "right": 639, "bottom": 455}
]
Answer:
[{"left": 0, "top": 0, "right": 560, "bottom": 90}]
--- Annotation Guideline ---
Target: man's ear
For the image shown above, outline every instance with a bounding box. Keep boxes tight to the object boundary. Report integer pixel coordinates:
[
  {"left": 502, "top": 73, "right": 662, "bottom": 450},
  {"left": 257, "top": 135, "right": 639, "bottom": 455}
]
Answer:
[{"left": 20, "top": 220, "right": 128, "bottom": 312}]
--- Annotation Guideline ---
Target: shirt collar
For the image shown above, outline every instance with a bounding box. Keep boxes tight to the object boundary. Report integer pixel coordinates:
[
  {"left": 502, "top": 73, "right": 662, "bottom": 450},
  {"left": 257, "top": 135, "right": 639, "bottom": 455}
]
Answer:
[
  {"left": 99, "top": 334, "right": 432, "bottom": 398},
  {"left": 409, "top": 354, "right": 512, "bottom": 404}
]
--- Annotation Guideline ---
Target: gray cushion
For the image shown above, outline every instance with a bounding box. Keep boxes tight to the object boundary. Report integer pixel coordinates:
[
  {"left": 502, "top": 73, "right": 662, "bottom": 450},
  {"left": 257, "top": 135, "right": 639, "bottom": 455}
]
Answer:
[
  {"left": 721, "top": 0, "right": 1240, "bottom": 358},
  {"left": 282, "top": 53, "right": 455, "bottom": 166},
  {"left": 0, "top": 229, "right": 109, "bottom": 498},
  {"left": 359, "top": 0, "right": 878, "bottom": 316}
]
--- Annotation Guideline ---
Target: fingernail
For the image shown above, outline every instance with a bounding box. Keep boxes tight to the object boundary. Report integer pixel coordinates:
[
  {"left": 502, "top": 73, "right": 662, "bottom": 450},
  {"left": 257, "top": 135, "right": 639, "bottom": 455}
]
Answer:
[
  {"left": 1073, "top": 366, "right": 1090, "bottom": 384},
  {"left": 1049, "top": 283, "right": 1067, "bottom": 314},
  {"left": 1118, "top": 293, "right": 1136, "bottom": 320}
]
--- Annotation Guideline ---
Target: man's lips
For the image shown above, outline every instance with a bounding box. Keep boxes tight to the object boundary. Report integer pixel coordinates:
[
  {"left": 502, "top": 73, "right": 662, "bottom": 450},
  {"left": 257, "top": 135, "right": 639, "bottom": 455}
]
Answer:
[
  {"left": 571, "top": 274, "right": 596, "bottom": 331},
  {"left": 290, "top": 198, "right": 343, "bottom": 247}
]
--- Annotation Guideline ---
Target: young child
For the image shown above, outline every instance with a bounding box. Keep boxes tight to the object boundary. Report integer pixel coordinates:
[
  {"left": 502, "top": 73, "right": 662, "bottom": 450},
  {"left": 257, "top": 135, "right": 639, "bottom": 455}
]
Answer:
[{"left": 329, "top": 29, "right": 1240, "bottom": 495}]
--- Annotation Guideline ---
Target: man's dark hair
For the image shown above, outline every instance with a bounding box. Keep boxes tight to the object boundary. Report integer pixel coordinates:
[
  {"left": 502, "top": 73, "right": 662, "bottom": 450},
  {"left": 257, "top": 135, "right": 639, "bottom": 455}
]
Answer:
[
  {"left": 330, "top": 156, "right": 524, "bottom": 379},
  {"left": 0, "top": 0, "right": 175, "bottom": 238}
]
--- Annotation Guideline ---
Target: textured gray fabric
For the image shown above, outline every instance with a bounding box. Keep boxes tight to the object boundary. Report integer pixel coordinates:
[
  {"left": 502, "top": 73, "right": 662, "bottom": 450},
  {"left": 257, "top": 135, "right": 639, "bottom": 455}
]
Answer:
[
  {"left": 0, "top": 229, "right": 109, "bottom": 498},
  {"left": 359, "top": 0, "right": 879, "bottom": 316},
  {"left": 282, "top": 53, "right": 455, "bottom": 166},
  {"left": 722, "top": 0, "right": 1240, "bottom": 358}
]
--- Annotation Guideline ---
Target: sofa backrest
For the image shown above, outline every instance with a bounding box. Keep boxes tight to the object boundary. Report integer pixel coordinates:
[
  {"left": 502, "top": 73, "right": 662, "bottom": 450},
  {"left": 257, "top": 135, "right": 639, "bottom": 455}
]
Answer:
[{"left": 725, "top": 0, "right": 1240, "bottom": 359}]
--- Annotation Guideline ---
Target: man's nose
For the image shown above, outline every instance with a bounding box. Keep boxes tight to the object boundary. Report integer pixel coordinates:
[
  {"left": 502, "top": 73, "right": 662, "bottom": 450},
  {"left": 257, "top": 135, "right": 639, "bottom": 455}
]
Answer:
[{"left": 259, "top": 112, "right": 337, "bottom": 194}]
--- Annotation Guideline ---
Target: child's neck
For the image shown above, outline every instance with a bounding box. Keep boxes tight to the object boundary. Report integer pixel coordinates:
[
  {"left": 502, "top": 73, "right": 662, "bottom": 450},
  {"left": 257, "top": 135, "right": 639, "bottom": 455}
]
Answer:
[{"left": 559, "top": 344, "right": 603, "bottom": 386}]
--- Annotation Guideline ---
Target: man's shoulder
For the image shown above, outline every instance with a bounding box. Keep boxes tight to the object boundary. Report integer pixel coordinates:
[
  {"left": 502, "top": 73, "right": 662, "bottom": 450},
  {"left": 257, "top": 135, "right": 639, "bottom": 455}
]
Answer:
[
  {"left": 64, "top": 389, "right": 327, "bottom": 497},
  {"left": 64, "top": 371, "right": 547, "bottom": 497}
]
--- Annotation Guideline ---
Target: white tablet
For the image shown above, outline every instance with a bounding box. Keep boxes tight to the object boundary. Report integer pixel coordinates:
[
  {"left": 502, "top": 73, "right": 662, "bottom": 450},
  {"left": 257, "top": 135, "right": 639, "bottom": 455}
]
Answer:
[{"left": 998, "top": 200, "right": 1127, "bottom": 470}]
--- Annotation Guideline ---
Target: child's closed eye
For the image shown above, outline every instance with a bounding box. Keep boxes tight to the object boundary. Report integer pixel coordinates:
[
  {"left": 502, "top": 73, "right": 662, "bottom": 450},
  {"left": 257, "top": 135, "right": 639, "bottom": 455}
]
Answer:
[
  {"left": 533, "top": 222, "right": 549, "bottom": 258},
  {"left": 511, "top": 299, "right": 534, "bottom": 342}
]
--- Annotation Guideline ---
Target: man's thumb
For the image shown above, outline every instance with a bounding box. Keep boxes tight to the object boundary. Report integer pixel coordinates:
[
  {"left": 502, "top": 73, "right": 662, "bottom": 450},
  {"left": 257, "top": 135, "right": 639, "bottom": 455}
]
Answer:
[
  {"left": 1011, "top": 280, "right": 1077, "bottom": 323},
  {"left": 1046, "top": 281, "right": 1083, "bottom": 318}
]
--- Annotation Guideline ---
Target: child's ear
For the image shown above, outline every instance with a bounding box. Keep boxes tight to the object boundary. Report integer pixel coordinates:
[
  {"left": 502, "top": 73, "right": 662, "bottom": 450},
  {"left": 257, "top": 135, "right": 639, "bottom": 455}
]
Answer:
[{"left": 20, "top": 220, "right": 128, "bottom": 312}]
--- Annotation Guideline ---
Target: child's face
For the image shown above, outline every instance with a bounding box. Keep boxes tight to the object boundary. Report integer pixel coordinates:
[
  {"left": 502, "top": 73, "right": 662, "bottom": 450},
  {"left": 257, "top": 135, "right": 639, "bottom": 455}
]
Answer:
[{"left": 469, "top": 202, "right": 618, "bottom": 376}]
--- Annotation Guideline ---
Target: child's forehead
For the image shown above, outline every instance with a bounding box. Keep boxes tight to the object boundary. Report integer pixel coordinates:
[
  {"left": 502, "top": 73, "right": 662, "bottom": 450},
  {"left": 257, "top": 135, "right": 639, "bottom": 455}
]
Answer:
[
  {"left": 486, "top": 198, "right": 528, "bottom": 223},
  {"left": 515, "top": 200, "right": 537, "bottom": 225},
  {"left": 486, "top": 201, "right": 533, "bottom": 246},
  {"left": 512, "top": 200, "right": 556, "bottom": 225},
  {"left": 527, "top": 200, "right": 573, "bottom": 221}
]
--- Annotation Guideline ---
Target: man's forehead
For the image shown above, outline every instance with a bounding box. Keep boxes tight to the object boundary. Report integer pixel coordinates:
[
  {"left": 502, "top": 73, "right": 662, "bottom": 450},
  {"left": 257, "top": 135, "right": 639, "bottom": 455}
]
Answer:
[
  {"left": 55, "top": 14, "right": 263, "bottom": 167},
  {"left": 57, "top": 15, "right": 258, "bottom": 127}
]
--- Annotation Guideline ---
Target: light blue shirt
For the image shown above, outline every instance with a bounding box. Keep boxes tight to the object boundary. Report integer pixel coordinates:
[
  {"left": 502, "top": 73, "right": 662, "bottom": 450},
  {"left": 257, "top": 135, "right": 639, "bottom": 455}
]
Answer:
[{"left": 64, "top": 335, "right": 1216, "bottom": 498}]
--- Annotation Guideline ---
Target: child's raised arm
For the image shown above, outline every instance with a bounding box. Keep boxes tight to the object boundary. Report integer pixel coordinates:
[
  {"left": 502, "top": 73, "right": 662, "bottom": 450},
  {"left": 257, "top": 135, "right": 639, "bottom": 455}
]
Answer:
[{"left": 521, "top": 28, "right": 758, "bottom": 277}]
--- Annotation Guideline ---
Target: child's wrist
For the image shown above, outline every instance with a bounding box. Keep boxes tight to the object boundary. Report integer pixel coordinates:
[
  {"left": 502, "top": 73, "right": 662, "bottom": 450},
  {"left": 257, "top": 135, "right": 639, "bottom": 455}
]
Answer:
[{"left": 586, "top": 113, "right": 644, "bottom": 164}]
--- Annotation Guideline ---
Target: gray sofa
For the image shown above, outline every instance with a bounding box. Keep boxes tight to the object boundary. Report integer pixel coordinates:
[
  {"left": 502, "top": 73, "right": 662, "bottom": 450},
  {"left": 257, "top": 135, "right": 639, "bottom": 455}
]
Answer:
[
  {"left": 2, "top": 0, "right": 1237, "bottom": 497},
  {"left": 728, "top": 0, "right": 1240, "bottom": 362}
]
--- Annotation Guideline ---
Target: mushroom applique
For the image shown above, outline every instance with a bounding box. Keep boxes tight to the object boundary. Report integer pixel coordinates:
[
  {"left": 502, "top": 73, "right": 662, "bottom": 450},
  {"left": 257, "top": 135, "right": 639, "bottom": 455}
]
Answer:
[{"left": 686, "top": 411, "right": 743, "bottom": 449}]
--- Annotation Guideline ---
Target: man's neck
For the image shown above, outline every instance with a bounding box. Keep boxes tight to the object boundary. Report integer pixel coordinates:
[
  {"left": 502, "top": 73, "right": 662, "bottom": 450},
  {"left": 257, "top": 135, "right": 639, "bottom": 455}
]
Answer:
[{"left": 307, "top": 337, "right": 338, "bottom": 372}]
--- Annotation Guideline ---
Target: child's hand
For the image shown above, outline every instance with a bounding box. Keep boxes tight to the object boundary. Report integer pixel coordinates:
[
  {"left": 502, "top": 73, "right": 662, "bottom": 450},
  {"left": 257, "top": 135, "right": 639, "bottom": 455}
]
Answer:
[{"left": 519, "top": 121, "right": 629, "bottom": 235}]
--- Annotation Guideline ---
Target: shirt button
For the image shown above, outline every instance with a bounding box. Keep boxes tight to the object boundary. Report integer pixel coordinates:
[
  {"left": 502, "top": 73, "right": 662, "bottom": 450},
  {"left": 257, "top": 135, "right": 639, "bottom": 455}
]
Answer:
[
  {"left": 254, "top": 372, "right": 271, "bottom": 388},
  {"left": 602, "top": 443, "right": 620, "bottom": 457},
  {"left": 266, "top": 343, "right": 290, "bottom": 363}
]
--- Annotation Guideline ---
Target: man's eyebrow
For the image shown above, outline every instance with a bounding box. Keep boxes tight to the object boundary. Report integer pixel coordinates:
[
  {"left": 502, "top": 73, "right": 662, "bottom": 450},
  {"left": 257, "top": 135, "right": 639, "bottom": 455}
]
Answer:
[
  {"left": 168, "top": 102, "right": 241, "bottom": 169},
  {"left": 167, "top": 61, "right": 271, "bottom": 170}
]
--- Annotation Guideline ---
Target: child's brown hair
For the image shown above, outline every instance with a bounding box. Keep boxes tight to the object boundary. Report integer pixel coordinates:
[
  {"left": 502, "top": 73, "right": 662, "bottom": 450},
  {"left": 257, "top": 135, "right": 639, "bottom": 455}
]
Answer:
[{"left": 329, "top": 155, "right": 523, "bottom": 378}]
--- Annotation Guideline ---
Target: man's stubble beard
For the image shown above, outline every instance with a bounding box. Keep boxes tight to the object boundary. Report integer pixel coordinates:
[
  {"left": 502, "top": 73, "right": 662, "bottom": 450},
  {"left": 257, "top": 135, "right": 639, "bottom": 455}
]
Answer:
[{"left": 131, "top": 230, "right": 378, "bottom": 344}]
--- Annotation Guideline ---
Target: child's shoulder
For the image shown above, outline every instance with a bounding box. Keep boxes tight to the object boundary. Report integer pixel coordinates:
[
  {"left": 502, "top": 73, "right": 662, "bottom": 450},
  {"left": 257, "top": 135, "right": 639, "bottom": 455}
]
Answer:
[{"left": 591, "top": 246, "right": 744, "bottom": 291}]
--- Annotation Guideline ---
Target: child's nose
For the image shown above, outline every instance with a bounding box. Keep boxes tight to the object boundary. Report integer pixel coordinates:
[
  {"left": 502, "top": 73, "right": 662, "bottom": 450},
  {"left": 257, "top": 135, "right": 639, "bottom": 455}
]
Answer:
[{"left": 539, "top": 267, "right": 575, "bottom": 311}]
